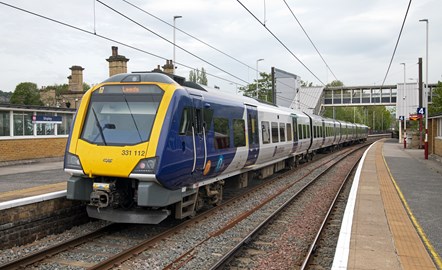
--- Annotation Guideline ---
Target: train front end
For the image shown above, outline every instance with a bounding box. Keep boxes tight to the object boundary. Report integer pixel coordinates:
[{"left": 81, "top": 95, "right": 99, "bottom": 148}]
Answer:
[{"left": 64, "top": 73, "right": 180, "bottom": 224}]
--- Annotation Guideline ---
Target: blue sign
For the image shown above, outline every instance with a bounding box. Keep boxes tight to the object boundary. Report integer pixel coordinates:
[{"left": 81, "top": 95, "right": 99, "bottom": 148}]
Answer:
[
  {"left": 399, "top": 116, "right": 405, "bottom": 121},
  {"left": 32, "top": 115, "right": 62, "bottom": 124},
  {"left": 417, "top": 107, "right": 425, "bottom": 115}
]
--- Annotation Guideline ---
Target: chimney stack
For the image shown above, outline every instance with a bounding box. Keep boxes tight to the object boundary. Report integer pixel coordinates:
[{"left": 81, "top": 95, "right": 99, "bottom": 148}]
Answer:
[
  {"left": 162, "top": 60, "right": 174, "bottom": 74},
  {"left": 68, "top": 65, "right": 84, "bottom": 92},
  {"left": 106, "top": 46, "right": 129, "bottom": 77}
]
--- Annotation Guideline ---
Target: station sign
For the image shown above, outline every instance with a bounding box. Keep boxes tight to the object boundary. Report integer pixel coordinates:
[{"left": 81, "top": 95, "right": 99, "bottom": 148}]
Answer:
[
  {"left": 417, "top": 107, "right": 426, "bottom": 115},
  {"left": 32, "top": 115, "right": 62, "bottom": 124},
  {"left": 398, "top": 116, "right": 405, "bottom": 121},
  {"left": 409, "top": 114, "right": 422, "bottom": 121}
]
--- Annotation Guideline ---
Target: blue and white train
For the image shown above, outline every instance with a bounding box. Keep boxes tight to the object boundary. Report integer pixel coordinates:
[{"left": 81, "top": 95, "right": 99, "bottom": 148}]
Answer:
[{"left": 64, "top": 72, "right": 368, "bottom": 224}]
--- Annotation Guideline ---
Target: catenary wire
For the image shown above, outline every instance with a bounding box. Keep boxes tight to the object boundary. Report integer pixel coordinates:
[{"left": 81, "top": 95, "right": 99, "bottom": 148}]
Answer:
[
  {"left": 97, "top": 0, "right": 249, "bottom": 85},
  {"left": 236, "top": 0, "right": 325, "bottom": 86},
  {"left": 0, "top": 1, "right": 247, "bottom": 87},
  {"left": 282, "top": 0, "right": 339, "bottom": 82},
  {"left": 380, "top": 0, "right": 412, "bottom": 87},
  {"left": 121, "top": 0, "right": 258, "bottom": 72}
]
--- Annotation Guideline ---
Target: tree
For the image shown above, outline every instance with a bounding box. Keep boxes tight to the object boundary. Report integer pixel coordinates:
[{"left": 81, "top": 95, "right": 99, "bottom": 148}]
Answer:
[
  {"left": 83, "top": 82, "right": 91, "bottom": 91},
  {"left": 199, "top": 68, "right": 208, "bottom": 86},
  {"left": 300, "top": 80, "right": 313, "bottom": 87},
  {"left": 239, "top": 72, "right": 273, "bottom": 102},
  {"left": 188, "top": 68, "right": 208, "bottom": 86},
  {"left": 326, "top": 80, "right": 344, "bottom": 87},
  {"left": 429, "top": 81, "right": 442, "bottom": 115},
  {"left": 189, "top": 70, "right": 196, "bottom": 83},
  {"left": 10, "top": 82, "right": 43, "bottom": 106},
  {"left": 0, "top": 90, "right": 12, "bottom": 103}
]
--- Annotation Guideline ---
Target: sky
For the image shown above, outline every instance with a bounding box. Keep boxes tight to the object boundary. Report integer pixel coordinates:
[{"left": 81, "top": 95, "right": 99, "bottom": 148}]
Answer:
[{"left": 0, "top": 0, "right": 441, "bottom": 95}]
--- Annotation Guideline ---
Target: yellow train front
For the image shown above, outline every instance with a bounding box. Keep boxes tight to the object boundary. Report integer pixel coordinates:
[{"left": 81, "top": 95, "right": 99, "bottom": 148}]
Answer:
[{"left": 65, "top": 72, "right": 202, "bottom": 224}]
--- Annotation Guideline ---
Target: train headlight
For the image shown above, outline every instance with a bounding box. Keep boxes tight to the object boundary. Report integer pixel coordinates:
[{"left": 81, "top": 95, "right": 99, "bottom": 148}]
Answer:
[
  {"left": 65, "top": 152, "right": 83, "bottom": 170},
  {"left": 132, "top": 158, "right": 157, "bottom": 174}
]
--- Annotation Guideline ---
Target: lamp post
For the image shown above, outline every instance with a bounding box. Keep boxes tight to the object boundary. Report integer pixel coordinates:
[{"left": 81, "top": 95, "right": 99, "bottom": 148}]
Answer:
[
  {"left": 400, "top": 62, "right": 406, "bottom": 148},
  {"left": 419, "top": 18, "right": 429, "bottom": 159},
  {"left": 256, "top": 59, "right": 264, "bottom": 98},
  {"left": 173, "top": 15, "right": 182, "bottom": 73}
]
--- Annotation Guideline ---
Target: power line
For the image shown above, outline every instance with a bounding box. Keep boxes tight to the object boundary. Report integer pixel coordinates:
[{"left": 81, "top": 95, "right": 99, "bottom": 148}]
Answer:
[
  {"left": 121, "top": 0, "right": 258, "bottom": 72},
  {"left": 0, "top": 1, "right": 246, "bottom": 87},
  {"left": 282, "top": 0, "right": 339, "bottom": 82},
  {"left": 380, "top": 0, "right": 412, "bottom": 87},
  {"left": 236, "top": 0, "right": 325, "bottom": 86},
  {"left": 97, "top": 0, "right": 249, "bottom": 85}
]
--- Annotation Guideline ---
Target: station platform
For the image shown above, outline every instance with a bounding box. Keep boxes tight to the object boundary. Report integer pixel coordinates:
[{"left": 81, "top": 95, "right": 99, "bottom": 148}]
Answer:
[
  {"left": 0, "top": 158, "right": 66, "bottom": 207},
  {"left": 333, "top": 139, "right": 442, "bottom": 269}
]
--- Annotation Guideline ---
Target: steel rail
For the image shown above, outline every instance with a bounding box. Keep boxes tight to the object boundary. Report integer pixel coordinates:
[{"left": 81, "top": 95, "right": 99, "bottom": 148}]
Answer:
[{"left": 0, "top": 223, "right": 120, "bottom": 270}]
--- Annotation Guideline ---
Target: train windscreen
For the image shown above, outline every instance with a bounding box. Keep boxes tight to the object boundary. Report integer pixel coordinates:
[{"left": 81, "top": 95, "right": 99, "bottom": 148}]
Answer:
[{"left": 80, "top": 84, "right": 164, "bottom": 146}]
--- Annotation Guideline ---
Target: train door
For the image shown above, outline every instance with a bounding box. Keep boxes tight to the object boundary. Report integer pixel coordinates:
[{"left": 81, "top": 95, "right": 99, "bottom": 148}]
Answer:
[
  {"left": 190, "top": 95, "right": 207, "bottom": 179},
  {"left": 245, "top": 105, "right": 259, "bottom": 166}
]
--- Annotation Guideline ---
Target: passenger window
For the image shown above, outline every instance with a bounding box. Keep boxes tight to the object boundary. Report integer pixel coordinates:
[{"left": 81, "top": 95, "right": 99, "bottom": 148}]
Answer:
[
  {"left": 214, "top": 117, "right": 230, "bottom": 149},
  {"left": 262, "top": 121, "right": 270, "bottom": 144},
  {"left": 271, "top": 122, "right": 279, "bottom": 143},
  {"left": 280, "top": 123, "right": 286, "bottom": 142},
  {"left": 195, "top": 108, "right": 202, "bottom": 133},
  {"left": 233, "top": 119, "right": 246, "bottom": 147},
  {"left": 287, "top": 123, "right": 292, "bottom": 141},
  {"left": 204, "top": 108, "right": 214, "bottom": 130}
]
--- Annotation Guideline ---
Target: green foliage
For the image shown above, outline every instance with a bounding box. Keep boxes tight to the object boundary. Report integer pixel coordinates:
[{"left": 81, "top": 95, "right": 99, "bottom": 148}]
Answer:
[
  {"left": 239, "top": 72, "right": 273, "bottom": 102},
  {"left": 0, "top": 90, "right": 12, "bottom": 103},
  {"left": 327, "top": 80, "right": 344, "bottom": 87},
  {"left": 46, "top": 84, "right": 69, "bottom": 96},
  {"left": 10, "top": 82, "right": 43, "bottom": 106},
  {"left": 429, "top": 81, "right": 442, "bottom": 115},
  {"left": 188, "top": 68, "right": 208, "bottom": 86},
  {"left": 300, "top": 80, "right": 313, "bottom": 87},
  {"left": 189, "top": 70, "right": 196, "bottom": 83},
  {"left": 323, "top": 105, "right": 392, "bottom": 131},
  {"left": 83, "top": 82, "right": 91, "bottom": 92}
]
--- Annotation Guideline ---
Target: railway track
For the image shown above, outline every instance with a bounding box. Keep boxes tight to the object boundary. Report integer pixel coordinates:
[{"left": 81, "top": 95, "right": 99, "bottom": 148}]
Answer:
[
  {"left": 300, "top": 149, "right": 360, "bottom": 269},
  {"left": 210, "top": 142, "right": 368, "bottom": 269},
  {"left": 0, "top": 141, "right": 373, "bottom": 269}
]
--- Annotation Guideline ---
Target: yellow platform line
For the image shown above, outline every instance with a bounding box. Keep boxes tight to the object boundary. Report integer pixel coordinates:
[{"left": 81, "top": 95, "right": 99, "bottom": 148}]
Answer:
[
  {"left": 0, "top": 182, "right": 66, "bottom": 203},
  {"left": 382, "top": 147, "right": 442, "bottom": 269}
]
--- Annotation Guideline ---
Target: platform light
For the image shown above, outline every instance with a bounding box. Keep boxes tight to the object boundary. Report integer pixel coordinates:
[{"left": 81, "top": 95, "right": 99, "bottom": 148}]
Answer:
[{"left": 173, "top": 15, "right": 182, "bottom": 73}]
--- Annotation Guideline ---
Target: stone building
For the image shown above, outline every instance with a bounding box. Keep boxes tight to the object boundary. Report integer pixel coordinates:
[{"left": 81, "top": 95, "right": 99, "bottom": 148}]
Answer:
[{"left": 106, "top": 46, "right": 129, "bottom": 76}]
